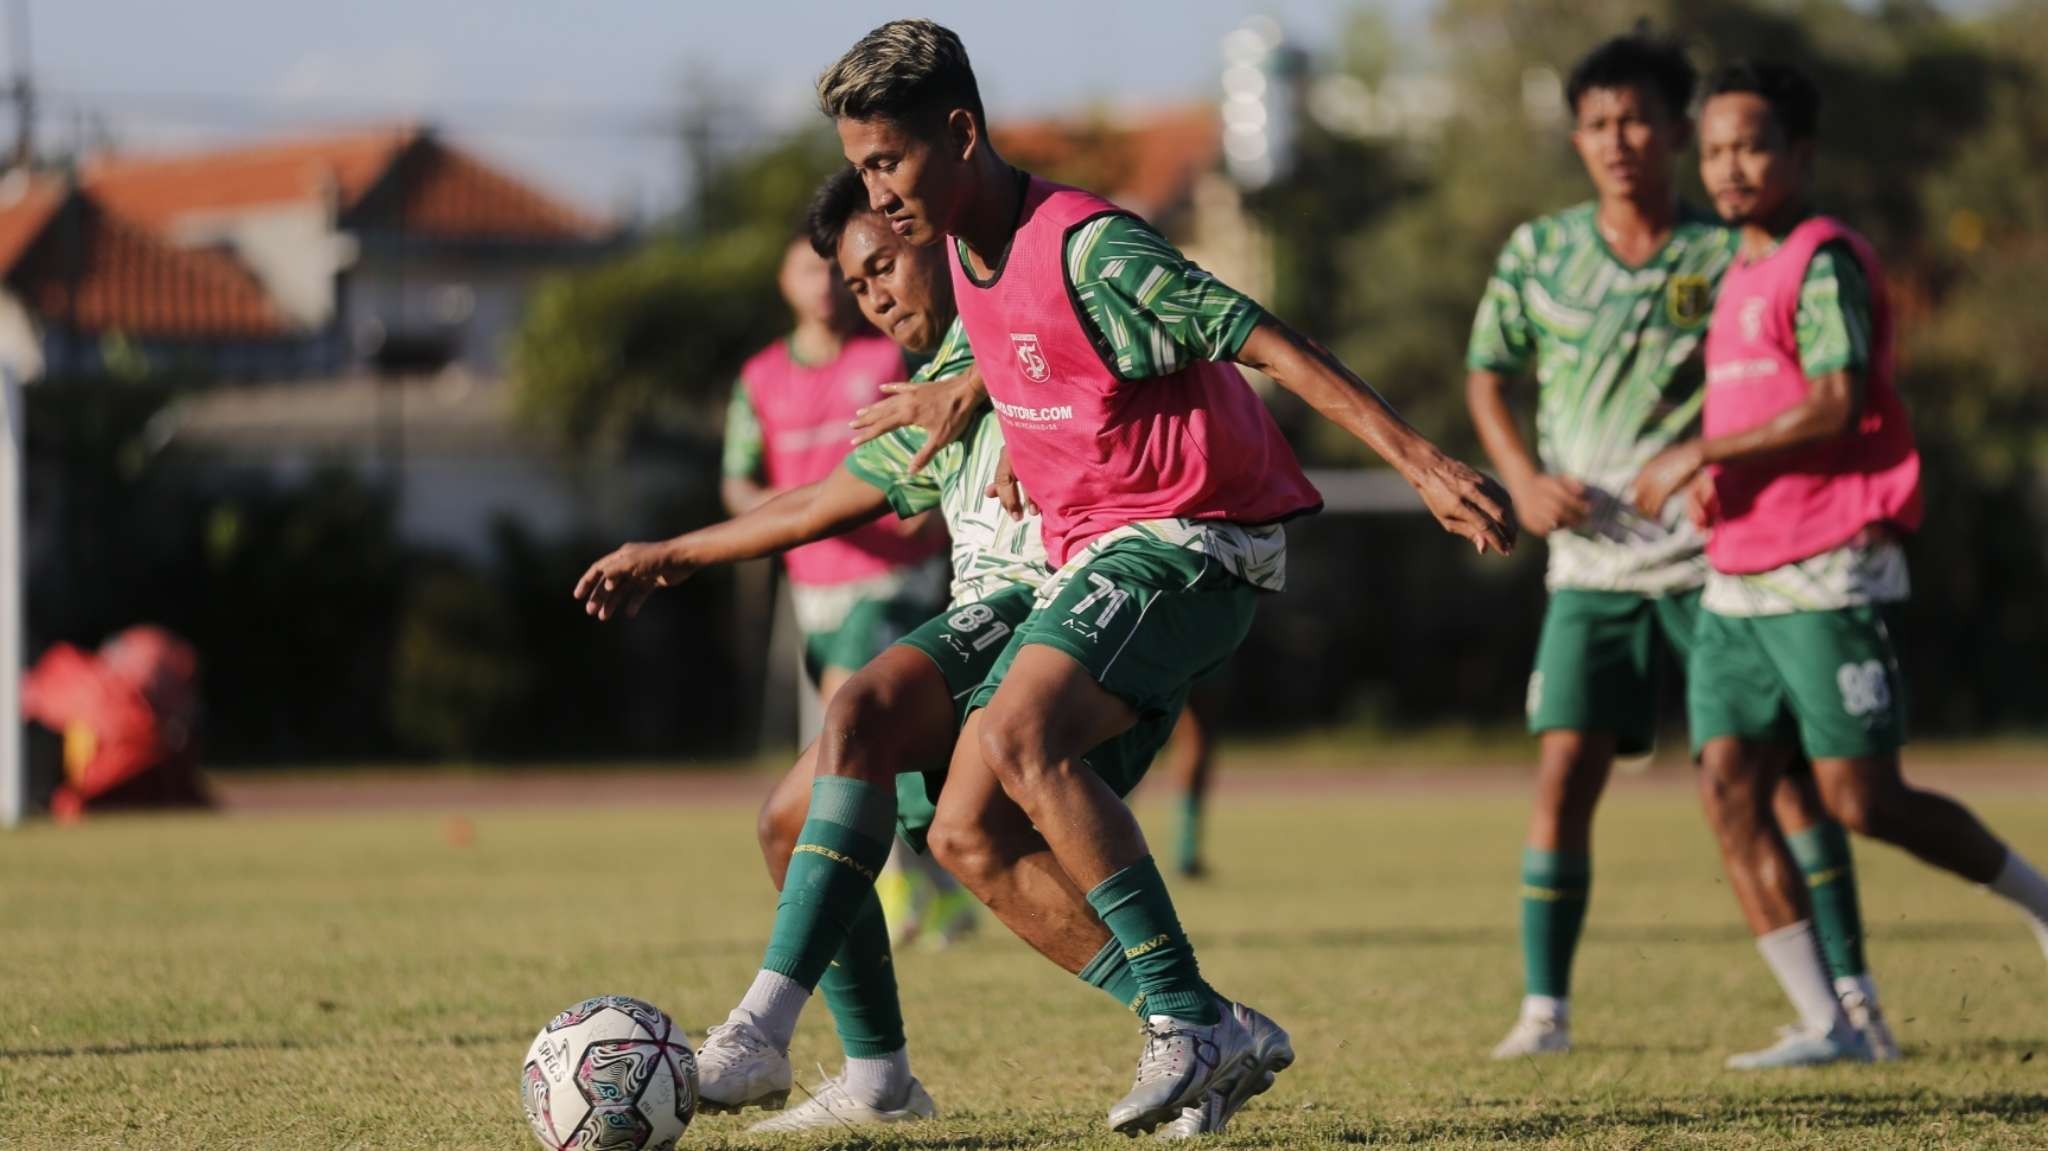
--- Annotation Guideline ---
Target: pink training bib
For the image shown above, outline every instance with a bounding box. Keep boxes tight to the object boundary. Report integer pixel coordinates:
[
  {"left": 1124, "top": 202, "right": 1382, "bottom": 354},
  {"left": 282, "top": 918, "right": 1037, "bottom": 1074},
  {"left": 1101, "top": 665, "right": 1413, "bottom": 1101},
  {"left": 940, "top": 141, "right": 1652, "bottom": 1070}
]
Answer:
[
  {"left": 1701, "top": 216, "right": 1921, "bottom": 575},
  {"left": 947, "top": 176, "right": 1321, "bottom": 565},
  {"left": 740, "top": 334, "right": 943, "bottom": 586}
]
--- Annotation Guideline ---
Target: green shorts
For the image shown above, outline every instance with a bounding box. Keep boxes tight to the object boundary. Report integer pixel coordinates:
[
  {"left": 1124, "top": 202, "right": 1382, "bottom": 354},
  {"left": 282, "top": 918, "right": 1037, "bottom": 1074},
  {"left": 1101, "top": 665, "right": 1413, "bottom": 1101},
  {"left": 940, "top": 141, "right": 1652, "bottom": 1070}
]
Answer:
[
  {"left": 890, "top": 586, "right": 1037, "bottom": 850},
  {"left": 802, "top": 590, "right": 944, "bottom": 682},
  {"left": 962, "top": 537, "right": 1257, "bottom": 800},
  {"left": 1528, "top": 588, "right": 1700, "bottom": 756},
  {"left": 1687, "top": 604, "right": 1908, "bottom": 760}
]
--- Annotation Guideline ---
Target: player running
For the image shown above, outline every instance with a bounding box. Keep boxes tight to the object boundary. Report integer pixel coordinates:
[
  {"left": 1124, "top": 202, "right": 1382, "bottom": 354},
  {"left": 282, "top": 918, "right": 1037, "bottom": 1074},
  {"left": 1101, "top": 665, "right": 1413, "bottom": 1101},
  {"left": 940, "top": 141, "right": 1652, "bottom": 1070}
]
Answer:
[
  {"left": 1466, "top": 32, "right": 1890, "bottom": 1059},
  {"left": 1630, "top": 60, "right": 2048, "bottom": 1068},
  {"left": 691, "top": 18, "right": 1510, "bottom": 1137}
]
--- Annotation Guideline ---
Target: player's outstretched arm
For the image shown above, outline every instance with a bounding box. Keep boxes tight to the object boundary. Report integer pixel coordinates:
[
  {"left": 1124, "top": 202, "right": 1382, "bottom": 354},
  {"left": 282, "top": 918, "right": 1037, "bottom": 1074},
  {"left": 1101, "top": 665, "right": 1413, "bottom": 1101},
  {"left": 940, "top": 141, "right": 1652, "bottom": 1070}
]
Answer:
[
  {"left": 1628, "top": 368, "right": 1864, "bottom": 518},
  {"left": 1465, "top": 369, "right": 1589, "bottom": 538},
  {"left": 1238, "top": 318, "right": 1516, "bottom": 555},
  {"left": 848, "top": 365, "right": 987, "bottom": 474},
  {"left": 574, "top": 469, "right": 892, "bottom": 621}
]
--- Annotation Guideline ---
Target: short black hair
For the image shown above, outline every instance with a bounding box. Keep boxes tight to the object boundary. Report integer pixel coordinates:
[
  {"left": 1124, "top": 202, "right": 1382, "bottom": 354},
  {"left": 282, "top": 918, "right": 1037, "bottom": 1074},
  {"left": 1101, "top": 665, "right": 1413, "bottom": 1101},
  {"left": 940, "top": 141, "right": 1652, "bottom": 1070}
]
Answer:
[
  {"left": 1566, "top": 31, "right": 1696, "bottom": 121},
  {"left": 1704, "top": 60, "right": 1821, "bottom": 142},
  {"left": 806, "top": 166, "right": 873, "bottom": 260},
  {"left": 817, "top": 19, "right": 986, "bottom": 133}
]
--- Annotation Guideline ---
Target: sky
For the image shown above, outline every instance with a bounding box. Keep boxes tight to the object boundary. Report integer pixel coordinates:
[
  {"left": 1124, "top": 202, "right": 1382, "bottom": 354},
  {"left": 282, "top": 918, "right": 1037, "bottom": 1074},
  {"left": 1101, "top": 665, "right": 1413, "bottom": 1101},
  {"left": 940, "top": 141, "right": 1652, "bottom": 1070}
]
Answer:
[{"left": 21, "top": 0, "right": 1426, "bottom": 220}]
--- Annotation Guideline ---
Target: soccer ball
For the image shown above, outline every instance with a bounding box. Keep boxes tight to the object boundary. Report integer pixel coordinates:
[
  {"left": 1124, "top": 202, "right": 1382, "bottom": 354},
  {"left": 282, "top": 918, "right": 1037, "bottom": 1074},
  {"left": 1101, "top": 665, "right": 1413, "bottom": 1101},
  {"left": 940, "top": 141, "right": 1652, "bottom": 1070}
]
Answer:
[{"left": 521, "top": 995, "right": 698, "bottom": 1150}]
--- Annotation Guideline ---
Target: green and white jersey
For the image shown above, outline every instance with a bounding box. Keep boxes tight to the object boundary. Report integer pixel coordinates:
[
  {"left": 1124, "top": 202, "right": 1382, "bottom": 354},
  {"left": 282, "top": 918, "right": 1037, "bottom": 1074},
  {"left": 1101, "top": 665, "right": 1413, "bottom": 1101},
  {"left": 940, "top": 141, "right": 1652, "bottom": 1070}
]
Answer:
[
  {"left": 1704, "top": 244, "right": 1899, "bottom": 617},
  {"left": 1469, "top": 202, "right": 1740, "bottom": 595},
  {"left": 844, "top": 319, "right": 1053, "bottom": 607}
]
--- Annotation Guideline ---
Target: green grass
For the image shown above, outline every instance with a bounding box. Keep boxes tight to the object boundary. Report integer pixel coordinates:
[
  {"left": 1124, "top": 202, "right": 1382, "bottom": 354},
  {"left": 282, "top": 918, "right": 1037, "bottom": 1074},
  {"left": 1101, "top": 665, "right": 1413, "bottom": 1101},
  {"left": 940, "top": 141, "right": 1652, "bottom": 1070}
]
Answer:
[{"left": 3, "top": 787, "right": 2047, "bottom": 1149}]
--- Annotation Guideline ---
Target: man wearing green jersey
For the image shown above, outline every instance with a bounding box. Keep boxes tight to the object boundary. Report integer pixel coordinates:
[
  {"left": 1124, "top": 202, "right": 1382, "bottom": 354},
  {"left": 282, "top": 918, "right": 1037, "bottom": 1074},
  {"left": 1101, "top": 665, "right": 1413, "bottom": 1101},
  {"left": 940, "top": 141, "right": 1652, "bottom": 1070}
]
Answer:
[
  {"left": 577, "top": 169, "right": 1272, "bottom": 1136},
  {"left": 1465, "top": 32, "right": 1890, "bottom": 1059}
]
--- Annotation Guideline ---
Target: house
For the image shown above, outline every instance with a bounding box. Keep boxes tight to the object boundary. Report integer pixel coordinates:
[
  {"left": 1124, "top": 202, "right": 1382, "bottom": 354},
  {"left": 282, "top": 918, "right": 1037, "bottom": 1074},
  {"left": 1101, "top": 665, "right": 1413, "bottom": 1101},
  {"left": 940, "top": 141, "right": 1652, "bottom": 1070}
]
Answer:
[
  {"left": 0, "top": 125, "right": 613, "bottom": 384},
  {"left": 993, "top": 104, "right": 1273, "bottom": 303}
]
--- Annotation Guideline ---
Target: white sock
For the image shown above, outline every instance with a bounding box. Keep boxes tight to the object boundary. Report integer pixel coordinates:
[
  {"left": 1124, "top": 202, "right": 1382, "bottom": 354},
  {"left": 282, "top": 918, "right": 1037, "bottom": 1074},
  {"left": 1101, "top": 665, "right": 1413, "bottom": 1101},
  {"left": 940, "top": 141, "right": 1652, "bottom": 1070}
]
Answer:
[
  {"left": 840, "top": 1047, "right": 912, "bottom": 1109},
  {"left": 1833, "top": 973, "right": 1881, "bottom": 1007},
  {"left": 1756, "top": 920, "right": 1848, "bottom": 1036},
  {"left": 1988, "top": 849, "right": 2048, "bottom": 956},
  {"left": 733, "top": 969, "right": 809, "bottom": 1051},
  {"left": 1519, "top": 994, "right": 1568, "bottom": 1024}
]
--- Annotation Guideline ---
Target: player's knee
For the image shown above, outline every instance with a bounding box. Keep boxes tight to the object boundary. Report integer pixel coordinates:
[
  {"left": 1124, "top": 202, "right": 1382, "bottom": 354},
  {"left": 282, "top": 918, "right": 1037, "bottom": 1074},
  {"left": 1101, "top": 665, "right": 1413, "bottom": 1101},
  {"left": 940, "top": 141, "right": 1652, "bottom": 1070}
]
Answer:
[
  {"left": 1825, "top": 777, "right": 1898, "bottom": 839},
  {"left": 976, "top": 708, "right": 1059, "bottom": 794},
  {"left": 1696, "top": 742, "right": 1765, "bottom": 825},
  {"left": 925, "top": 816, "right": 1000, "bottom": 888},
  {"left": 816, "top": 678, "right": 902, "bottom": 784}
]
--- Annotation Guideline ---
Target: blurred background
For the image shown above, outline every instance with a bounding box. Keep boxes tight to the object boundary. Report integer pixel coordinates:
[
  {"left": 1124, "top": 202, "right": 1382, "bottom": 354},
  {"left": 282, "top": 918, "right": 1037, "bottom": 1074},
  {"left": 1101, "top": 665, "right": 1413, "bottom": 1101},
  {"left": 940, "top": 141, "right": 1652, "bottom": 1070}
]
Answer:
[{"left": 5, "top": 0, "right": 2044, "bottom": 799}]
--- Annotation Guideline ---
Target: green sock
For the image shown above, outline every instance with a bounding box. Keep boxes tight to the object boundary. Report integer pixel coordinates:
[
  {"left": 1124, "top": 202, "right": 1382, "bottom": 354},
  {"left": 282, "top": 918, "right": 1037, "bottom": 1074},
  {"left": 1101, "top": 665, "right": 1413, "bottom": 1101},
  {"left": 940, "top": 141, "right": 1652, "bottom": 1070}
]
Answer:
[
  {"left": 1788, "top": 821, "right": 1868, "bottom": 980},
  {"left": 1079, "top": 937, "right": 1146, "bottom": 1016},
  {"left": 817, "top": 892, "right": 905, "bottom": 1057},
  {"left": 1520, "top": 848, "right": 1591, "bottom": 999},
  {"left": 1084, "top": 855, "right": 1219, "bottom": 1024},
  {"left": 762, "top": 776, "right": 896, "bottom": 989},
  {"left": 1175, "top": 793, "right": 1203, "bottom": 874}
]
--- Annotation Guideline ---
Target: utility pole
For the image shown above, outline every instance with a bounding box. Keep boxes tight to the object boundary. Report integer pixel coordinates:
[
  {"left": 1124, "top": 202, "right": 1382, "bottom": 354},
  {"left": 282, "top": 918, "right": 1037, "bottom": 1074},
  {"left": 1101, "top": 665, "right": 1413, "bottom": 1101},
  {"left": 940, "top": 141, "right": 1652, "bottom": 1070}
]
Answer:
[{"left": 5, "top": 0, "right": 31, "bottom": 169}]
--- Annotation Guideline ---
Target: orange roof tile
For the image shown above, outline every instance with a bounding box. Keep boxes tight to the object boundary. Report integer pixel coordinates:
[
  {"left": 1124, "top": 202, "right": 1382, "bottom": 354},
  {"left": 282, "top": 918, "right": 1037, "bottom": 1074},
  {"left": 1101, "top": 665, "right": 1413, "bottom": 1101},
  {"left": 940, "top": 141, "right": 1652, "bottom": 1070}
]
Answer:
[
  {"left": 0, "top": 174, "right": 65, "bottom": 274},
  {"left": 82, "top": 126, "right": 416, "bottom": 230},
  {"left": 389, "top": 142, "right": 602, "bottom": 241},
  {"left": 13, "top": 198, "right": 287, "bottom": 338},
  {"left": 81, "top": 125, "right": 602, "bottom": 243},
  {"left": 994, "top": 105, "right": 1222, "bottom": 219}
]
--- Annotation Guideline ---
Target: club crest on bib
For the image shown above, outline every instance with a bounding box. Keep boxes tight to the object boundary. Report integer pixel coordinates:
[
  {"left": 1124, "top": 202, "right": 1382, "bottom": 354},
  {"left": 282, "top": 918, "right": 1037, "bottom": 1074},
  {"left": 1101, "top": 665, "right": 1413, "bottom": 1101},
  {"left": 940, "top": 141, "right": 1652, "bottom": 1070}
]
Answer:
[
  {"left": 1010, "top": 333, "right": 1050, "bottom": 382},
  {"left": 1666, "top": 274, "right": 1711, "bottom": 328},
  {"left": 1739, "top": 296, "right": 1767, "bottom": 342}
]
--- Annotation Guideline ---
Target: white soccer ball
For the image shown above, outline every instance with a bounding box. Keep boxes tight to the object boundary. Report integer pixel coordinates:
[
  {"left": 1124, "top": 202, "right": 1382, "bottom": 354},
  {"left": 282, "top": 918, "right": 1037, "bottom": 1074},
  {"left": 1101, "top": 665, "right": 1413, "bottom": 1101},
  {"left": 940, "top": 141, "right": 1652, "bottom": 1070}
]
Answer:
[{"left": 521, "top": 995, "right": 698, "bottom": 1150}]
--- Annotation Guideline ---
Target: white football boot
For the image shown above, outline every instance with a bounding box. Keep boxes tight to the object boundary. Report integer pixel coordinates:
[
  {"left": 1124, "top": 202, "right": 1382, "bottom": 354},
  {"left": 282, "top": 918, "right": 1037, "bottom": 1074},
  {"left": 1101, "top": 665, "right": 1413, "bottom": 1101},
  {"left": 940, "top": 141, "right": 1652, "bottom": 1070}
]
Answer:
[
  {"left": 1491, "top": 1008, "right": 1571, "bottom": 1059},
  {"left": 1108, "top": 1007, "right": 1255, "bottom": 1135},
  {"left": 1726, "top": 1021, "right": 1871, "bottom": 1070},
  {"left": 1155, "top": 1000, "right": 1294, "bottom": 1138},
  {"left": 1836, "top": 978, "right": 1900, "bottom": 1062},
  {"left": 746, "top": 1068, "right": 936, "bottom": 1133},
  {"left": 693, "top": 1018, "right": 793, "bottom": 1112}
]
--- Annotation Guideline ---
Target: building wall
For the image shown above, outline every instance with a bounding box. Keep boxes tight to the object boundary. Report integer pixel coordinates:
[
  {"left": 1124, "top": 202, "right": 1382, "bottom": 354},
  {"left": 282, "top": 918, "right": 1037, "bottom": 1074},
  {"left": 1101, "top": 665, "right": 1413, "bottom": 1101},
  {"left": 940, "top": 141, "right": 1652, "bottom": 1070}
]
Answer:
[
  {"left": 164, "top": 201, "right": 356, "bottom": 329},
  {"left": 344, "top": 257, "right": 539, "bottom": 374}
]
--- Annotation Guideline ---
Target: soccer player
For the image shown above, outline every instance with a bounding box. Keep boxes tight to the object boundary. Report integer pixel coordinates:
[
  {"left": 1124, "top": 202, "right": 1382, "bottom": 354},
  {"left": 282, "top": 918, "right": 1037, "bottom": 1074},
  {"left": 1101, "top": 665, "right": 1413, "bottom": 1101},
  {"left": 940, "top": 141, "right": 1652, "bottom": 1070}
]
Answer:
[
  {"left": 720, "top": 234, "right": 948, "bottom": 710},
  {"left": 1631, "top": 60, "right": 2048, "bottom": 1068},
  {"left": 1467, "top": 33, "right": 1889, "bottom": 1059},
  {"left": 721, "top": 18, "right": 1509, "bottom": 1136},
  {"left": 581, "top": 170, "right": 1238, "bottom": 1134}
]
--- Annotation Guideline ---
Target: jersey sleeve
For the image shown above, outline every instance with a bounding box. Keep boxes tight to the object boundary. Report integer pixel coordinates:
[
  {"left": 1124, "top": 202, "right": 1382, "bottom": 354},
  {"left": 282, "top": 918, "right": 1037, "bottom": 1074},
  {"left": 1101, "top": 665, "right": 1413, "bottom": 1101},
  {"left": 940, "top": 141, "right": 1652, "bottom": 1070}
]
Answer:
[
  {"left": 1064, "top": 215, "right": 1265, "bottom": 380},
  {"left": 1795, "top": 242, "right": 1873, "bottom": 379},
  {"left": 1465, "top": 223, "right": 1538, "bottom": 375},
  {"left": 843, "top": 428, "right": 945, "bottom": 518},
  {"left": 720, "top": 380, "right": 765, "bottom": 480}
]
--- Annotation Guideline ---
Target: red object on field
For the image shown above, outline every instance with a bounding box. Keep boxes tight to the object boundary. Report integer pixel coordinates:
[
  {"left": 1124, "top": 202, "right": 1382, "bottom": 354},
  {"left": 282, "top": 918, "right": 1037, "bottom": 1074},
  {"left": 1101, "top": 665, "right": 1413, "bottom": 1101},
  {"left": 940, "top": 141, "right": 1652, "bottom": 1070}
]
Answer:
[{"left": 20, "top": 626, "right": 211, "bottom": 822}]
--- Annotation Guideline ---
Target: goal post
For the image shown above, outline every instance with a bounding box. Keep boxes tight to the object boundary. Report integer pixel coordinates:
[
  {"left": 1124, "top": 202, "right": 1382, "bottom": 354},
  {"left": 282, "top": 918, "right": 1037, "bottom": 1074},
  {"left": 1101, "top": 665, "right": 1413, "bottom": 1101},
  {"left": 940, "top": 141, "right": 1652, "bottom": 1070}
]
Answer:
[{"left": 1, "top": 367, "right": 21, "bottom": 828}]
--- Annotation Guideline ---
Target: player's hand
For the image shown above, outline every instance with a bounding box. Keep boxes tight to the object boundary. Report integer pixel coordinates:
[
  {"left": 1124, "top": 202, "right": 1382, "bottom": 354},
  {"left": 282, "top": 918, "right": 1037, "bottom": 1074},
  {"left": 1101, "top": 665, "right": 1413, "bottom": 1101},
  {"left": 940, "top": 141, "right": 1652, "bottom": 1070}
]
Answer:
[
  {"left": 572, "top": 542, "right": 693, "bottom": 621},
  {"left": 850, "top": 366, "right": 986, "bottom": 474},
  {"left": 1507, "top": 473, "right": 1591, "bottom": 537},
  {"left": 1628, "top": 440, "right": 1706, "bottom": 520},
  {"left": 1407, "top": 450, "right": 1516, "bottom": 555},
  {"left": 986, "top": 447, "right": 1037, "bottom": 521},
  {"left": 1685, "top": 471, "right": 1719, "bottom": 531}
]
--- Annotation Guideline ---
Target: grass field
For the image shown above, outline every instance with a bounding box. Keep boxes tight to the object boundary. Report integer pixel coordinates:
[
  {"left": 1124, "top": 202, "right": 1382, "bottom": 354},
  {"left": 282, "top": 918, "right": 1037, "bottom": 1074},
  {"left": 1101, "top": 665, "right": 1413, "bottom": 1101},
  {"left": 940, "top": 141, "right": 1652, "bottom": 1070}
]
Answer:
[{"left": 4, "top": 776, "right": 2047, "bottom": 1149}]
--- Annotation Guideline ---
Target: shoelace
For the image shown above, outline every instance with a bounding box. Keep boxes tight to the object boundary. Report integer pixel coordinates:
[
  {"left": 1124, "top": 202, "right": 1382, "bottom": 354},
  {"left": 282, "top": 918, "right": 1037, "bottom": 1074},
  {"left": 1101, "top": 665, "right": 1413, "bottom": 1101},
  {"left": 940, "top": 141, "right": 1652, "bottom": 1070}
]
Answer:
[
  {"left": 1135, "top": 1021, "right": 1194, "bottom": 1082},
  {"left": 702, "top": 1021, "right": 771, "bottom": 1063}
]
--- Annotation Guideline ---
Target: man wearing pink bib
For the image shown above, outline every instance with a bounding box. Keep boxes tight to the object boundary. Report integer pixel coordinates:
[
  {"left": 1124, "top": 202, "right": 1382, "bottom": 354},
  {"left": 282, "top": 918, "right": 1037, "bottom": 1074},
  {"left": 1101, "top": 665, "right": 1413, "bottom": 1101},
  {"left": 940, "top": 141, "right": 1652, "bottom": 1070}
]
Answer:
[
  {"left": 757, "top": 19, "right": 1515, "bottom": 1136},
  {"left": 1632, "top": 61, "right": 2048, "bottom": 1069},
  {"left": 723, "top": 236, "right": 949, "bottom": 704}
]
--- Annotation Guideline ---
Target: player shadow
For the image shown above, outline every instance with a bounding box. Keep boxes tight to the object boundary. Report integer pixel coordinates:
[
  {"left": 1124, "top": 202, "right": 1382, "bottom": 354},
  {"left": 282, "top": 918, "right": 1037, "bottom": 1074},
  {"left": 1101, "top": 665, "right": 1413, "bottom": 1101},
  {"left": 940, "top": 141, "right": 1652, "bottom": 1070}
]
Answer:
[
  {"left": 0, "top": 1029, "right": 529, "bottom": 1062},
  {"left": 1327, "top": 1090, "right": 2048, "bottom": 1144},
  {"left": 1199, "top": 920, "right": 2021, "bottom": 951}
]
